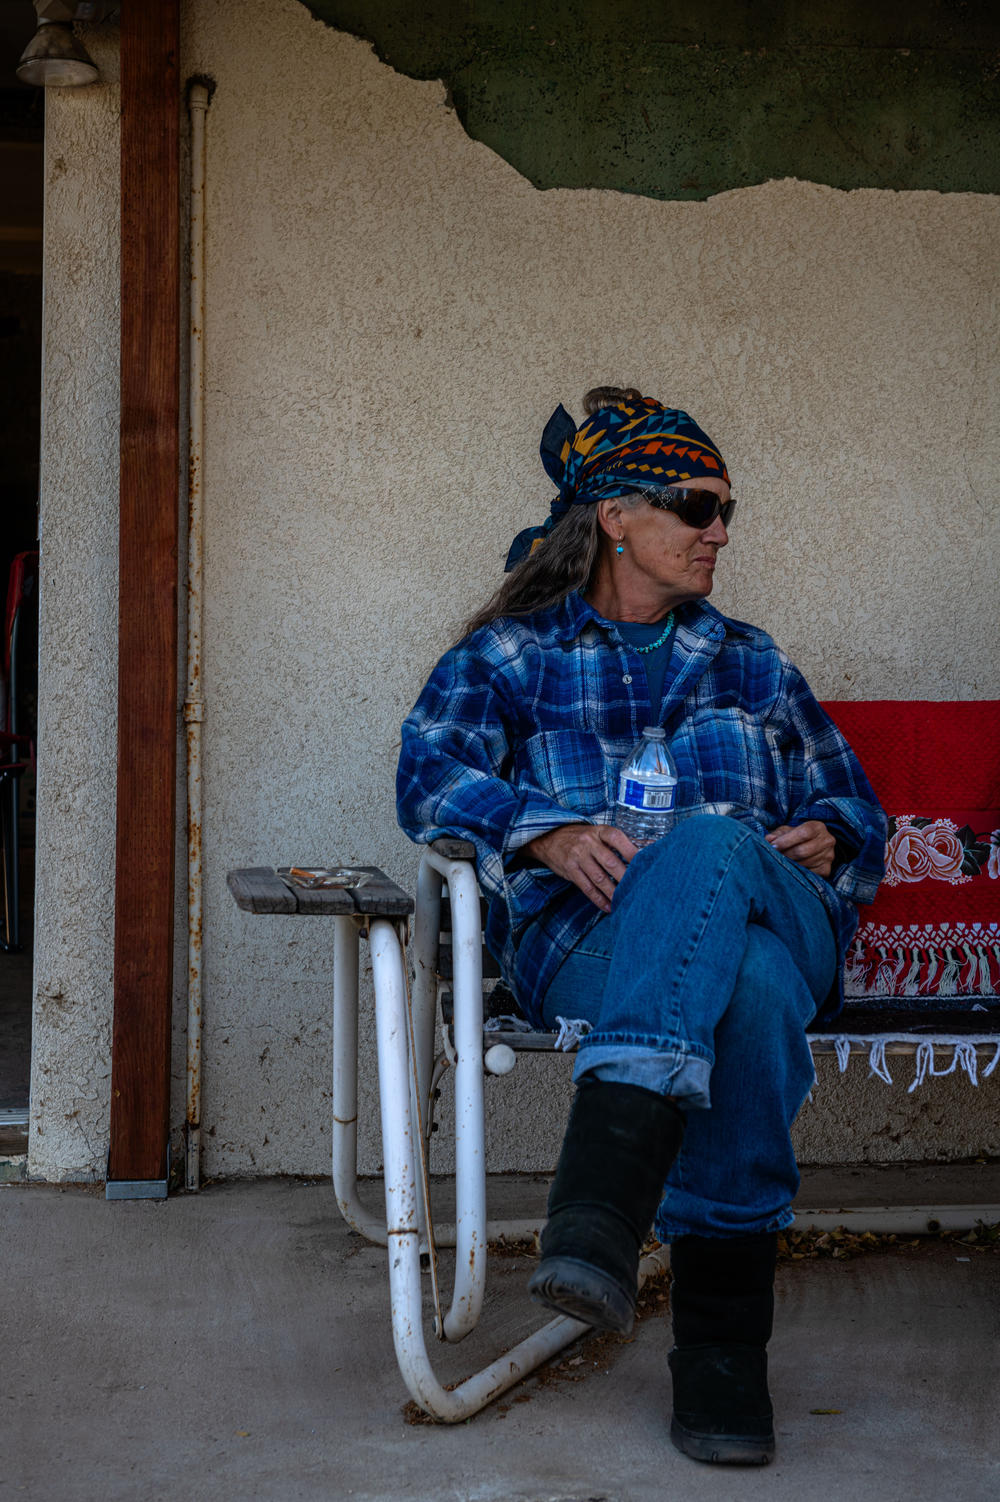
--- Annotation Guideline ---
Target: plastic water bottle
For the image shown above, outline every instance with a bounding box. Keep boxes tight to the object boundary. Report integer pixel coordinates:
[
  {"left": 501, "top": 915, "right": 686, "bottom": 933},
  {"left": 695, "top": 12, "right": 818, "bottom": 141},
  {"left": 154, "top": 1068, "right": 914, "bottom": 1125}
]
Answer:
[{"left": 615, "top": 726, "right": 678, "bottom": 846}]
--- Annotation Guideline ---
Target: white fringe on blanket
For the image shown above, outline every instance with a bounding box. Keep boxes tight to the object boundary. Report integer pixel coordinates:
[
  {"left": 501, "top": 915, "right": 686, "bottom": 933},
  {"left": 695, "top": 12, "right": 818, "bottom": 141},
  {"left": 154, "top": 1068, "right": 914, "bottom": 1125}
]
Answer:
[
  {"left": 810, "top": 1034, "right": 1000, "bottom": 1090},
  {"left": 483, "top": 1013, "right": 593, "bottom": 1051},
  {"left": 484, "top": 1013, "right": 1000, "bottom": 1087},
  {"left": 844, "top": 921, "right": 1000, "bottom": 1000},
  {"left": 552, "top": 1016, "right": 593, "bottom": 1051}
]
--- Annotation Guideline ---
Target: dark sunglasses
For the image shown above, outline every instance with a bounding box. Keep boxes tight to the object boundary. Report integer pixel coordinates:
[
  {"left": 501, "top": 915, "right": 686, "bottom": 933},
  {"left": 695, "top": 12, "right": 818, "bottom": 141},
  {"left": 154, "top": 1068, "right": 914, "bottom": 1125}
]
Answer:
[{"left": 636, "top": 485, "right": 736, "bottom": 530}]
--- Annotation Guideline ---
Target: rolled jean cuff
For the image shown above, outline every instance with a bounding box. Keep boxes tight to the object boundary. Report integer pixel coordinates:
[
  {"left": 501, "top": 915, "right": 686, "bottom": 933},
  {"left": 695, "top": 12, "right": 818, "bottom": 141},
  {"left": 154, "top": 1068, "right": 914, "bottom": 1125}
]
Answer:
[
  {"left": 573, "top": 1039, "right": 712, "bottom": 1110},
  {"left": 656, "top": 1206, "right": 796, "bottom": 1243}
]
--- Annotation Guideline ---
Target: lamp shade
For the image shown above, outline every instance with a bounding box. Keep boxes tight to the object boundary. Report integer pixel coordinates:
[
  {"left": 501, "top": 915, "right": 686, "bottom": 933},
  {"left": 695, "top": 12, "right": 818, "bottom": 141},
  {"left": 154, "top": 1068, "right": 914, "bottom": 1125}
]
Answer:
[{"left": 16, "top": 21, "right": 99, "bottom": 87}]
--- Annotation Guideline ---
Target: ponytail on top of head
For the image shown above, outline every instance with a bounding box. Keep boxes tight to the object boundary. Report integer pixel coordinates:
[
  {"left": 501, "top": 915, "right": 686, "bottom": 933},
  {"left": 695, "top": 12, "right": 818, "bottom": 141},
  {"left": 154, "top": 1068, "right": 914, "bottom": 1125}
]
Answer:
[{"left": 582, "top": 385, "right": 644, "bottom": 415}]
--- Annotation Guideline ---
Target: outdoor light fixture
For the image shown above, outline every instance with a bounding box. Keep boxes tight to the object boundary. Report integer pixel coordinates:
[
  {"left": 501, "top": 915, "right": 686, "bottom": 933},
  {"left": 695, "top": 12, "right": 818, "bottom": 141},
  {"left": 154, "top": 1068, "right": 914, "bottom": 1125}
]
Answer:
[
  {"left": 15, "top": 0, "right": 106, "bottom": 89},
  {"left": 16, "top": 22, "right": 98, "bottom": 87}
]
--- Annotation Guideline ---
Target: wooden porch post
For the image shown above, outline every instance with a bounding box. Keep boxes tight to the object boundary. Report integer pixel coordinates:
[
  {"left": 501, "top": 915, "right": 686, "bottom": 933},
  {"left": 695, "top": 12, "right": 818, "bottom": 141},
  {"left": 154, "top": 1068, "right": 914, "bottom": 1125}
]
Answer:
[{"left": 107, "top": 0, "right": 181, "bottom": 1194}]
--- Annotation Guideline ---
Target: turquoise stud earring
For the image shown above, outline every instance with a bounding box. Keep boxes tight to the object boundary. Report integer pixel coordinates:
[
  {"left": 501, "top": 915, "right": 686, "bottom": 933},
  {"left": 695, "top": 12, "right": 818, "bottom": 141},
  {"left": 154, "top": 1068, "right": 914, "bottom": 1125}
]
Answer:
[{"left": 616, "top": 536, "right": 625, "bottom": 556}]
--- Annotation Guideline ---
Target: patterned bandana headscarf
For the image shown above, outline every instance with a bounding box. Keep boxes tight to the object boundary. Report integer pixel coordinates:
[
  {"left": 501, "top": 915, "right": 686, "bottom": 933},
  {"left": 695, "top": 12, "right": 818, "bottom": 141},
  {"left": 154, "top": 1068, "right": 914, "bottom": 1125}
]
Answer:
[{"left": 505, "top": 393, "right": 730, "bottom": 571}]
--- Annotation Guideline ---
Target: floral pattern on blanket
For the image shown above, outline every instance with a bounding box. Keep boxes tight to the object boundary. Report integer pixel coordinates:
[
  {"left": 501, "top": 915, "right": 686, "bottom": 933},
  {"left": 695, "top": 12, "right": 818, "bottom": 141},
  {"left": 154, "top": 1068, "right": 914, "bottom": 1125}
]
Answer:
[{"left": 883, "top": 816, "right": 1000, "bottom": 887}]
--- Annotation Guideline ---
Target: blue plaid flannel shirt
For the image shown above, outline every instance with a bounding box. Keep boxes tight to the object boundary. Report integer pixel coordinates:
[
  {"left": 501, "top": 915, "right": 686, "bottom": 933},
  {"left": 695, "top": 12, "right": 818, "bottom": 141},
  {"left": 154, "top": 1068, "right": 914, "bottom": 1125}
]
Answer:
[{"left": 397, "top": 592, "right": 886, "bottom": 1026}]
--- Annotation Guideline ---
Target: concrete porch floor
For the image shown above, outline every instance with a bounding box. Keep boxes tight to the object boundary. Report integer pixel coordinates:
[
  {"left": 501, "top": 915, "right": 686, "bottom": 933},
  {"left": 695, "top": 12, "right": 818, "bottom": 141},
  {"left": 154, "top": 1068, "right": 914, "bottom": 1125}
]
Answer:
[{"left": 2, "top": 1174, "right": 999, "bottom": 1502}]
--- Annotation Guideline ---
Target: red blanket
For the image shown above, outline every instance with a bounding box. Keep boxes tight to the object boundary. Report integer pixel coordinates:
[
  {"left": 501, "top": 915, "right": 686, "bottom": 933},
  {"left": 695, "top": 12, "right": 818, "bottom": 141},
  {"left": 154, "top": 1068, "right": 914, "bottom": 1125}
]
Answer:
[{"left": 822, "top": 701, "right": 1000, "bottom": 1002}]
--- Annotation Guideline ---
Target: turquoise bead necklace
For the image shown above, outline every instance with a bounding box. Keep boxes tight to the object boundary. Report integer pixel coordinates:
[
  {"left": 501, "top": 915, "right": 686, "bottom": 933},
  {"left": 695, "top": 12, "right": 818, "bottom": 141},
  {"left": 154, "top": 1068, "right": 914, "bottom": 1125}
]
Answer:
[{"left": 632, "top": 611, "right": 675, "bottom": 655}]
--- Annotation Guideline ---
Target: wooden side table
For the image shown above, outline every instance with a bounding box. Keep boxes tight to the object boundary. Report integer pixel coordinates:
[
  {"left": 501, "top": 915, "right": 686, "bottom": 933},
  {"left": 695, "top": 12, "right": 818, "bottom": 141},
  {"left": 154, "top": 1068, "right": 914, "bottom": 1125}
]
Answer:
[{"left": 227, "top": 865, "right": 413, "bottom": 1244}]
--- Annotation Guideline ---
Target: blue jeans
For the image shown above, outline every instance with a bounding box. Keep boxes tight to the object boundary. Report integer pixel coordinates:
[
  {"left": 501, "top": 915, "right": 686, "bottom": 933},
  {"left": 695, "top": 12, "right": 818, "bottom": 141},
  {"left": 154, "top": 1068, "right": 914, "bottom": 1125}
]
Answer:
[{"left": 539, "top": 815, "right": 837, "bottom": 1240}]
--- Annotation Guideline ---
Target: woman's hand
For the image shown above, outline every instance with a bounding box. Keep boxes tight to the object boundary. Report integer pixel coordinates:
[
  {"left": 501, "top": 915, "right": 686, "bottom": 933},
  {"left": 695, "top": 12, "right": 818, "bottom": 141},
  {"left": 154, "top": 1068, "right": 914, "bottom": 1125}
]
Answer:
[
  {"left": 525, "top": 823, "right": 638, "bottom": 913},
  {"left": 766, "top": 820, "right": 836, "bottom": 878}
]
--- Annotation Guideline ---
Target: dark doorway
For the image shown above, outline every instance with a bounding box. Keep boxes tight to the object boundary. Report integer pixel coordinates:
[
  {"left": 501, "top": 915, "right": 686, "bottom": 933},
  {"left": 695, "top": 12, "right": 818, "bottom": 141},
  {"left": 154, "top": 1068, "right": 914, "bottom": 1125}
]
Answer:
[{"left": 0, "top": 1, "right": 43, "bottom": 1160}]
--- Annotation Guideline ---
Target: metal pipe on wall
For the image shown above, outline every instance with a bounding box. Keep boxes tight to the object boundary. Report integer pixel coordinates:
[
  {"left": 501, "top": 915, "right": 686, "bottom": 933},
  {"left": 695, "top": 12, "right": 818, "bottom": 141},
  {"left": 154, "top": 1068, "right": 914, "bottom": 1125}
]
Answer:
[{"left": 185, "top": 78, "right": 212, "bottom": 1192}]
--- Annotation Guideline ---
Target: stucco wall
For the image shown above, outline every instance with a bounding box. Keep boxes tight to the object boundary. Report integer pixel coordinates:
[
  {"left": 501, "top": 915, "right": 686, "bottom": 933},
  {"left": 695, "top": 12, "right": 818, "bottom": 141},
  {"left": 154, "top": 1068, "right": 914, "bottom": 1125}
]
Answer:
[
  {"left": 30, "top": 0, "right": 1000, "bottom": 1181},
  {"left": 30, "top": 29, "right": 121, "bottom": 1180}
]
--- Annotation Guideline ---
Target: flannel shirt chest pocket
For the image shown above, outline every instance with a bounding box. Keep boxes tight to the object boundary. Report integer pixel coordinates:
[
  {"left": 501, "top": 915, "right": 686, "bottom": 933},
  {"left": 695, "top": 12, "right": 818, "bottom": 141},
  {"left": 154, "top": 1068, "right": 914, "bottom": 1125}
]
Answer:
[
  {"left": 517, "top": 729, "right": 615, "bottom": 820},
  {"left": 672, "top": 706, "right": 783, "bottom": 810}
]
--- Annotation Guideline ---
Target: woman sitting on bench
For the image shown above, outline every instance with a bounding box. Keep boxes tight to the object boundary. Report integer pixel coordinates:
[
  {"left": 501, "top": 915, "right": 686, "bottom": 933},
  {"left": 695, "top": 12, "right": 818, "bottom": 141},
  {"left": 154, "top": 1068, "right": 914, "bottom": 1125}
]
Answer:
[{"left": 397, "top": 386, "right": 885, "bottom": 1466}]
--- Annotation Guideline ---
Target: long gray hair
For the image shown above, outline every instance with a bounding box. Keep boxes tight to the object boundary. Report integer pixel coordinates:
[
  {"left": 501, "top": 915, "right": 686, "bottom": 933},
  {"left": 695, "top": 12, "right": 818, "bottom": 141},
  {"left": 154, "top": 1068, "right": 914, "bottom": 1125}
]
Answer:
[{"left": 460, "top": 386, "right": 644, "bottom": 639}]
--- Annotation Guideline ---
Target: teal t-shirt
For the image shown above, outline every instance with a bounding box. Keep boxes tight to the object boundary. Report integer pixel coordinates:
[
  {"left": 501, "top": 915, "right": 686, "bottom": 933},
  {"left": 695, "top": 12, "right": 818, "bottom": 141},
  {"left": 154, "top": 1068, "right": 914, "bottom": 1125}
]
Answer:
[{"left": 614, "top": 615, "right": 676, "bottom": 719}]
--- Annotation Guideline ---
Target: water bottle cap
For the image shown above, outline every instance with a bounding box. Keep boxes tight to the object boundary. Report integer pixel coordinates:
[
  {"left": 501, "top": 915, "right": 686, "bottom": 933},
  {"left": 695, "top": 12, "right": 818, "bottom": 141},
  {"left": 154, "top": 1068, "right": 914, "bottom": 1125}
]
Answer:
[{"left": 642, "top": 726, "right": 666, "bottom": 739}]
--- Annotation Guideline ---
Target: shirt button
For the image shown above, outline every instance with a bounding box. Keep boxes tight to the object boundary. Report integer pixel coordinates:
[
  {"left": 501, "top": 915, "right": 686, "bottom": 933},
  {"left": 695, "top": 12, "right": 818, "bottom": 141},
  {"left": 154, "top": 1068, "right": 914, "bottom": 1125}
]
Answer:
[{"left": 622, "top": 674, "right": 632, "bottom": 684}]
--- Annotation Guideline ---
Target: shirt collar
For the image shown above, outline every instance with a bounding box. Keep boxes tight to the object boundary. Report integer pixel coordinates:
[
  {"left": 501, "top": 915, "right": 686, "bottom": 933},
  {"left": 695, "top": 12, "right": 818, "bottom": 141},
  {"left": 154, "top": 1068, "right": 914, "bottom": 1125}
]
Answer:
[{"left": 558, "top": 590, "right": 729, "bottom": 644}]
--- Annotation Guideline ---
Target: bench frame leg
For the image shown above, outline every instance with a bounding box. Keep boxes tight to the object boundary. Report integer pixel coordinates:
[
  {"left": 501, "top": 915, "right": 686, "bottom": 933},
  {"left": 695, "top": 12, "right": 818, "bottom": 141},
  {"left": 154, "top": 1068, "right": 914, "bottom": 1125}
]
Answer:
[
  {"left": 371, "top": 910, "right": 659, "bottom": 1421},
  {"left": 331, "top": 859, "right": 663, "bottom": 1421},
  {"left": 331, "top": 914, "right": 388, "bottom": 1244}
]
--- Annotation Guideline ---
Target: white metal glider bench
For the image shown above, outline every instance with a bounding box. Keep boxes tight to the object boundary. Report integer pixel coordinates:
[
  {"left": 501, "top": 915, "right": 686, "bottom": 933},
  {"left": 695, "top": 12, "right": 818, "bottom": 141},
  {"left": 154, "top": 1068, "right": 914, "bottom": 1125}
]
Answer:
[{"left": 227, "top": 695, "right": 1000, "bottom": 1422}]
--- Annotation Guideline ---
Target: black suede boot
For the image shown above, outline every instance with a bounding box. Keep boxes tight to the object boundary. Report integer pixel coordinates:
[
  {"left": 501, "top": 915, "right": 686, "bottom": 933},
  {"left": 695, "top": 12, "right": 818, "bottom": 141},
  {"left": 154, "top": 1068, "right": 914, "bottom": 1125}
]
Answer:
[
  {"left": 667, "top": 1232, "right": 777, "bottom": 1465},
  {"left": 527, "top": 1079, "right": 685, "bottom": 1335}
]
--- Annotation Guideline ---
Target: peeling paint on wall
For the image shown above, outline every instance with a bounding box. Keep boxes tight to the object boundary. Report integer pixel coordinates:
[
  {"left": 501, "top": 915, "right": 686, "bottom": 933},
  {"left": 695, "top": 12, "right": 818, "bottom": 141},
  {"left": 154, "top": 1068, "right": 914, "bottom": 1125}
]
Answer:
[{"left": 302, "top": 0, "right": 1000, "bottom": 199}]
